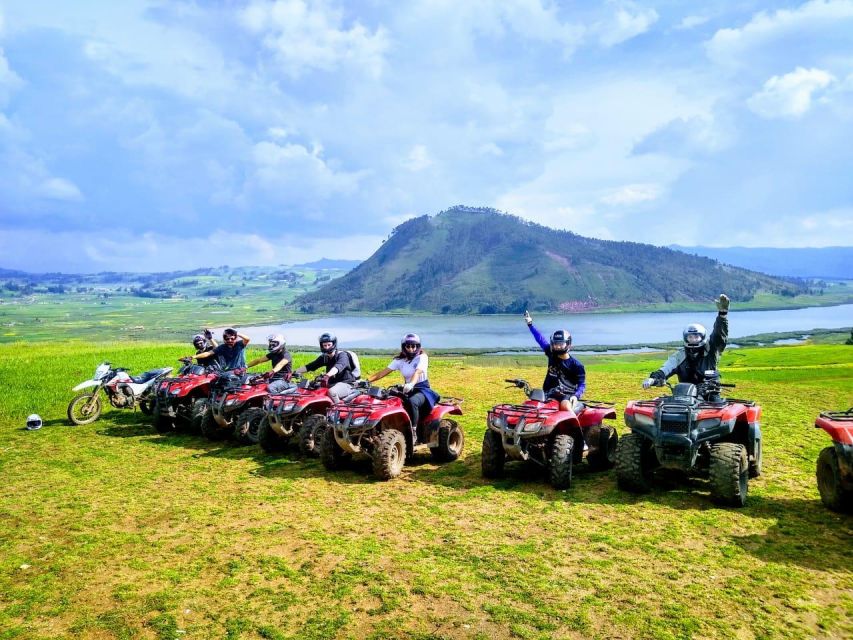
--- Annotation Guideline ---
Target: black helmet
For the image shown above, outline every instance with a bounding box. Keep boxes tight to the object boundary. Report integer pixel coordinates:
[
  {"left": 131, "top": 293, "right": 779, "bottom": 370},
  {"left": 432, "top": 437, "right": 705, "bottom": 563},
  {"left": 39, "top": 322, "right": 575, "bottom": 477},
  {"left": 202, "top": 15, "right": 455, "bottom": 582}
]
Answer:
[
  {"left": 267, "top": 333, "right": 285, "bottom": 354},
  {"left": 192, "top": 334, "right": 206, "bottom": 349},
  {"left": 683, "top": 323, "right": 707, "bottom": 357},
  {"left": 550, "top": 329, "right": 572, "bottom": 355},
  {"left": 318, "top": 332, "right": 337, "bottom": 354}
]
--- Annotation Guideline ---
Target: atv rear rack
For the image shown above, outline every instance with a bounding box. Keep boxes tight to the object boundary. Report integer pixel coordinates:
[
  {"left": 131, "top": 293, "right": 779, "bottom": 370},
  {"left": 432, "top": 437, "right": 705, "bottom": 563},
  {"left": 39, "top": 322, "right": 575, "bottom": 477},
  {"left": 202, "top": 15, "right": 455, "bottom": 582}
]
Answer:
[{"left": 820, "top": 408, "right": 853, "bottom": 421}]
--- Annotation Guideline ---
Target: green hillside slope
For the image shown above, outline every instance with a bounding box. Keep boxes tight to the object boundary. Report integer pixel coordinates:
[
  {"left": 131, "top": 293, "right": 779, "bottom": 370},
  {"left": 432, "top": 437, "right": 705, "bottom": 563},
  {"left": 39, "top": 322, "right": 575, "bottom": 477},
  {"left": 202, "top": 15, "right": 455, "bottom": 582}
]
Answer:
[{"left": 296, "top": 207, "right": 806, "bottom": 313}]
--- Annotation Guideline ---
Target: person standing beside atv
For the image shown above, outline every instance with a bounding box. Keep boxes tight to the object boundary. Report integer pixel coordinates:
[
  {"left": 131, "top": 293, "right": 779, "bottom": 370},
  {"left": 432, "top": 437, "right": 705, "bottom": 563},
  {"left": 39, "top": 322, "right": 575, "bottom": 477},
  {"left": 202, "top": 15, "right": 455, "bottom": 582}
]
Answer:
[
  {"left": 643, "top": 294, "right": 730, "bottom": 388},
  {"left": 190, "top": 327, "right": 250, "bottom": 371},
  {"left": 246, "top": 334, "right": 293, "bottom": 393},
  {"left": 524, "top": 311, "right": 586, "bottom": 413},
  {"left": 294, "top": 333, "right": 358, "bottom": 403},
  {"left": 368, "top": 333, "right": 439, "bottom": 437}
]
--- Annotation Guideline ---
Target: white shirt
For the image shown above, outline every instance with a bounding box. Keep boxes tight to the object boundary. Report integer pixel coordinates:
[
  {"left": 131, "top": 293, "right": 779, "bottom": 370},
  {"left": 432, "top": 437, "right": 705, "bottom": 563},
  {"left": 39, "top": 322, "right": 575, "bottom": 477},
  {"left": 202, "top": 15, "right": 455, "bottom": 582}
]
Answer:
[{"left": 387, "top": 353, "right": 428, "bottom": 383}]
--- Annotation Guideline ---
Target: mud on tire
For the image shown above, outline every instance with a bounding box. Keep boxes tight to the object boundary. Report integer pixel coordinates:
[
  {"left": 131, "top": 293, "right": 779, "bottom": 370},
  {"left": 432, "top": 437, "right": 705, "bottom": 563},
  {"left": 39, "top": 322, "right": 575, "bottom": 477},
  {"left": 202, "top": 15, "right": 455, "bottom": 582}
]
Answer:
[
  {"left": 258, "top": 414, "right": 288, "bottom": 453},
  {"left": 709, "top": 442, "right": 748, "bottom": 507},
  {"left": 299, "top": 414, "right": 327, "bottom": 457},
  {"left": 234, "top": 407, "right": 265, "bottom": 445},
  {"left": 373, "top": 429, "right": 406, "bottom": 481},
  {"left": 481, "top": 429, "right": 505, "bottom": 478},
  {"left": 190, "top": 398, "right": 209, "bottom": 434},
  {"left": 587, "top": 426, "right": 618, "bottom": 471},
  {"left": 320, "top": 424, "right": 349, "bottom": 471},
  {"left": 430, "top": 419, "right": 465, "bottom": 463},
  {"left": 615, "top": 432, "right": 655, "bottom": 493},
  {"left": 549, "top": 434, "right": 574, "bottom": 489},
  {"left": 816, "top": 446, "right": 853, "bottom": 513},
  {"left": 200, "top": 406, "right": 226, "bottom": 441}
]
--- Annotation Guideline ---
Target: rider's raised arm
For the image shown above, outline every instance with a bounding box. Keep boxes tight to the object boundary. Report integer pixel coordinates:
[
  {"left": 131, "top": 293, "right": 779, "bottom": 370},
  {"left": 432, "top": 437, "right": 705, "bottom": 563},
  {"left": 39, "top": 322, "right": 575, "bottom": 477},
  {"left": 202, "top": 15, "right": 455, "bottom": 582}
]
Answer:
[
  {"left": 238, "top": 332, "right": 250, "bottom": 346},
  {"left": 708, "top": 311, "right": 728, "bottom": 356},
  {"left": 528, "top": 322, "right": 550, "bottom": 352},
  {"left": 658, "top": 351, "right": 686, "bottom": 379}
]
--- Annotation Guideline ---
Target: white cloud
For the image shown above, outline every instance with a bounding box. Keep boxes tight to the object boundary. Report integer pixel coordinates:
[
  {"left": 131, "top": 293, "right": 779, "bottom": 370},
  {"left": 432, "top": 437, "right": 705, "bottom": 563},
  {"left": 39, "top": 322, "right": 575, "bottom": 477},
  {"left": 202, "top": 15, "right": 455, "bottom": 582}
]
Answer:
[
  {"left": 596, "top": 1, "right": 659, "bottom": 47},
  {"left": 600, "top": 183, "right": 663, "bottom": 205},
  {"left": 707, "top": 0, "right": 853, "bottom": 66},
  {"left": 677, "top": 15, "right": 710, "bottom": 30},
  {"left": 241, "top": 0, "right": 389, "bottom": 78},
  {"left": 724, "top": 208, "right": 853, "bottom": 247},
  {"left": 38, "top": 177, "right": 84, "bottom": 202},
  {"left": 747, "top": 67, "right": 835, "bottom": 118},
  {"left": 633, "top": 115, "right": 733, "bottom": 157},
  {"left": 403, "top": 144, "right": 432, "bottom": 171}
]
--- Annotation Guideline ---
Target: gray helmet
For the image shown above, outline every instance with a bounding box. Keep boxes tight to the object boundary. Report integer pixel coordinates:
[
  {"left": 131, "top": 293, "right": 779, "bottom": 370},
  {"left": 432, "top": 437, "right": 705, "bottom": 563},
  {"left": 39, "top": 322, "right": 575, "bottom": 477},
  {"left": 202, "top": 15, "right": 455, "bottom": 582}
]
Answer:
[
  {"left": 401, "top": 333, "right": 421, "bottom": 350},
  {"left": 267, "top": 333, "right": 286, "bottom": 354},
  {"left": 683, "top": 323, "right": 708, "bottom": 355},
  {"left": 26, "top": 414, "right": 43, "bottom": 430},
  {"left": 192, "top": 334, "right": 206, "bottom": 349},
  {"left": 550, "top": 329, "right": 572, "bottom": 355},
  {"left": 318, "top": 332, "right": 337, "bottom": 354}
]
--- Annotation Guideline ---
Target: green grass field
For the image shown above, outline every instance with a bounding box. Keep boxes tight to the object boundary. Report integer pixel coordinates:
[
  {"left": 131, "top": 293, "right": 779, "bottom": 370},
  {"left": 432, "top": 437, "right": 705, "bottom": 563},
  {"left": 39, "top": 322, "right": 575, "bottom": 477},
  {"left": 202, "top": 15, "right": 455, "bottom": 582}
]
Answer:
[{"left": 0, "top": 342, "right": 851, "bottom": 639}]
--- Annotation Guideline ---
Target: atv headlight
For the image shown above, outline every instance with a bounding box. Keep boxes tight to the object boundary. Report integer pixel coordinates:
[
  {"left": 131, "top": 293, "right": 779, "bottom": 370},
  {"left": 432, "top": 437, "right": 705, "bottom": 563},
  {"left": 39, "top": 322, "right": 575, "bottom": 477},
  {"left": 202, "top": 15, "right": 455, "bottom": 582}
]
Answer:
[
  {"left": 634, "top": 413, "right": 655, "bottom": 428},
  {"left": 352, "top": 416, "right": 366, "bottom": 426},
  {"left": 226, "top": 399, "right": 241, "bottom": 407},
  {"left": 521, "top": 421, "right": 542, "bottom": 433},
  {"left": 169, "top": 388, "right": 181, "bottom": 395},
  {"left": 283, "top": 402, "right": 296, "bottom": 412},
  {"left": 490, "top": 416, "right": 503, "bottom": 428},
  {"left": 696, "top": 418, "right": 721, "bottom": 430}
]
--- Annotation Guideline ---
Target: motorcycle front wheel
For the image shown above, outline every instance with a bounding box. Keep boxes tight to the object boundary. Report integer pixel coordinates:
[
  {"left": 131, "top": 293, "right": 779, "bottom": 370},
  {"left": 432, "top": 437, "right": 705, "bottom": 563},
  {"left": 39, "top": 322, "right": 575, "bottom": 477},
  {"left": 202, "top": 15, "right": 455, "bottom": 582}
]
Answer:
[{"left": 67, "top": 393, "right": 103, "bottom": 425}]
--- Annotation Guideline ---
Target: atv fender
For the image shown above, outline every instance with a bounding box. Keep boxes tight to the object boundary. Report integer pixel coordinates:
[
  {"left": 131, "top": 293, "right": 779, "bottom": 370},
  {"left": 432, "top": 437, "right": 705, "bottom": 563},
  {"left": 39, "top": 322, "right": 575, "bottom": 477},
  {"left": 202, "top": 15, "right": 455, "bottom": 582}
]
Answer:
[
  {"left": 748, "top": 421, "right": 762, "bottom": 459},
  {"left": 427, "top": 403, "right": 463, "bottom": 421},
  {"left": 379, "top": 412, "right": 414, "bottom": 458},
  {"left": 578, "top": 406, "right": 617, "bottom": 427}
]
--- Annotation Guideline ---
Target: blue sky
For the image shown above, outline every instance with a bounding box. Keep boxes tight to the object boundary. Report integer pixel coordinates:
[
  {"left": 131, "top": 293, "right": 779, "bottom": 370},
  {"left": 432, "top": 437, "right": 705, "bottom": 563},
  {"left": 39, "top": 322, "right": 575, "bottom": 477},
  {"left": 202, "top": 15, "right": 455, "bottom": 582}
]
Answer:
[{"left": 0, "top": 0, "right": 851, "bottom": 272}]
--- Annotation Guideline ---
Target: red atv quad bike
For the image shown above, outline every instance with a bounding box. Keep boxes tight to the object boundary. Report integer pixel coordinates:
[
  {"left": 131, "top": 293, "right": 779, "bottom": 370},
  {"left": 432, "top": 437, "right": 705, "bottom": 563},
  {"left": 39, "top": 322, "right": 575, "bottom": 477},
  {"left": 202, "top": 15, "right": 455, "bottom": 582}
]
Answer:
[
  {"left": 618, "top": 371, "right": 761, "bottom": 507},
  {"left": 320, "top": 383, "right": 465, "bottom": 481},
  {"left": 152, "top": 358, "right": 220, "bottom": 434},
  {"left": 482, "top": 378, "right": 618, "bottom": 490},
  {"left": 814, "top": 408, "right": 853, "bottom": 513},
  {"left": 257, "top": 374, "right": 333, "bottom": 455},
  {"left": 201, "top": 369, "right": 270, "bottom": 445}
]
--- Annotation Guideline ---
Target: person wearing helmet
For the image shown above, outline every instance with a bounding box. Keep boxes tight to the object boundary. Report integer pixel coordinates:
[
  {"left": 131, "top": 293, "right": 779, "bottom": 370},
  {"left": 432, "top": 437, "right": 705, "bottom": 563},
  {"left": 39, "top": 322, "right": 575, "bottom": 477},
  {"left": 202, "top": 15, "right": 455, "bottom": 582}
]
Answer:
[
  {"left": 246, "top": 334, "right": 294, "bottom": 393},
  {"left": 524, "top": 311, "right": 586, "bottom": 413},
  {"left": 294, "top": 332, "right": 359, "bottom": 402},
  {"left": 643, "top": 294, "right": 730, "bottom": 388},
  {"left": 189, "top": 327, "right": 250, "bottom": 371},
  {"left": 192, "top": 328, "right": 217, "bottom": 354},
  {"left": 368, "top": 333, "right": 439, "bottom": 438}
]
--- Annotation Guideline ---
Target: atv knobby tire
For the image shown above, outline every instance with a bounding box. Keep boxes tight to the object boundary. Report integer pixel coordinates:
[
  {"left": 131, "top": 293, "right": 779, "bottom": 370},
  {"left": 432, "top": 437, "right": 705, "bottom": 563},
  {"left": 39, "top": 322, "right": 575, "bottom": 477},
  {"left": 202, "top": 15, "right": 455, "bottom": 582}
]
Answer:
[
  {"left": 67, "top": 393, "right": 102, "bottom": 425},
  {"left": 189, "top": 398, "right": 208, "bottom": 434},
  {"left": 153, "top": 410, "right": 174, "bottom": 434},
  {"left": 200, "top": 408, "right": 226, "bottom": 441},
  {"left": 709, "top": 442, "right": 748, "bottom": 507},
  {"left": 139, "top": 399, "right": 154, "bottom": 415},
  {"left": 549, "top": 434, "right": 574, "bottom": 489},
  {"left": 299, "top": 414, "right": 327, "bottom": 457},
  {"left": 481, "top": 429, "right": 506, "bottom": 478},
  {"left": 320, "top": 424, "right": 349, "bottom": 471},
  {"left": 430, "top": 419, "right": 465, "bottom": 463},
  {"left": 587, "top": 426, "right": 618, "bottom": 471},
  {"left": 373, "top": 429, "right": 406, "bottom": 481},
  {"left": 749, "top": 438, "right": 762, "bottom": 479},
  {"left": 615, "top": 432, "right": 654, "bottom": 493},
  {"left": 258, "top": 415, "right": 288, "bottom": 453},
  {"left": 816, "top": 446, "right": 852, "bottom": 513},
  {"left": 234, "top": 407, "right": 265, "bottom": 445}
]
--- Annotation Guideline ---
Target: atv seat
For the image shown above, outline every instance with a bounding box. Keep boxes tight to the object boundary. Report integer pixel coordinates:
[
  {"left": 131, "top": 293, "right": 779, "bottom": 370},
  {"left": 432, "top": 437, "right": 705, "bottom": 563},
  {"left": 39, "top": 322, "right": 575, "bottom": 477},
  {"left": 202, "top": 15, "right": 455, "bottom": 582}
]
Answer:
[
  {"left": 530, "top": 389, "right": 546, "bottom": 402},
  {"left": 130, "top": 368, "right": 171, "bottom": 384}
]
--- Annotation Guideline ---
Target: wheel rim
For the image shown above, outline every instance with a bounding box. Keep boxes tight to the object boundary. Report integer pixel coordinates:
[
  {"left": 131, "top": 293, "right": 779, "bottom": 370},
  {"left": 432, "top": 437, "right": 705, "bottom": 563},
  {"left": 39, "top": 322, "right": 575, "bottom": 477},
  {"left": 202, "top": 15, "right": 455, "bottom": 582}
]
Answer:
[
  {"left": 391, "top": 438, "right": 404, "bottom": 471},
  {"left": 448, "top": 428, "right": 463, "bottom": 454},
  {"left": 72, "top": 396, "right": 99, "bottom": 422}
]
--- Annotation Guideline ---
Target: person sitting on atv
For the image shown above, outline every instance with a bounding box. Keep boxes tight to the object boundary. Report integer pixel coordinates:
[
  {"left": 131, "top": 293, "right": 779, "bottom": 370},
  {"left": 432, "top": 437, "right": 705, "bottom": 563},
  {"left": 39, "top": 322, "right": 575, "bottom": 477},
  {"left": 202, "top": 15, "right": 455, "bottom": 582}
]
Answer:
[
  {"left": 246, "top": 334, "right": 293, "bottom": 394},
  {"left": 294, "top": 333, "right": 359, "bottom": 403},
  {"left": 367, "top": 333, "right": 439, "bottom": 439},
  {"left": 524, "top": 311, "right": 586, "bottom": 413},
  {"left": 643, "top": 294, "right": 729, "bottom": 389},
  {"left": 189, "top": 327, "right": 250, "bottom": 371},
  {"left": 191, "top": 328, "right": 217, "bottom": 355}
]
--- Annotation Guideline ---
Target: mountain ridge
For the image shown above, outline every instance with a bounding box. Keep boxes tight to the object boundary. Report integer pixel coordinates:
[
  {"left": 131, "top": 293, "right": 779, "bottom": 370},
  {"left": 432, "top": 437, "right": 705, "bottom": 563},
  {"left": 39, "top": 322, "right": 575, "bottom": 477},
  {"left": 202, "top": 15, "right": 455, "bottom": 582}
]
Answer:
[{"left": 295, "top": 207, "right": 807, "bottom": 314}]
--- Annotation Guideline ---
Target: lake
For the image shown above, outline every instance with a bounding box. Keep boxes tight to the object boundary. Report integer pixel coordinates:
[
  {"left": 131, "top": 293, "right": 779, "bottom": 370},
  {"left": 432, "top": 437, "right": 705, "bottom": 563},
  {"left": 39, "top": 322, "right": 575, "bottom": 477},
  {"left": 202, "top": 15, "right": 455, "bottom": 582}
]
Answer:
[{"left": 238, "top": 304, "right": 853, "bottom": 349}]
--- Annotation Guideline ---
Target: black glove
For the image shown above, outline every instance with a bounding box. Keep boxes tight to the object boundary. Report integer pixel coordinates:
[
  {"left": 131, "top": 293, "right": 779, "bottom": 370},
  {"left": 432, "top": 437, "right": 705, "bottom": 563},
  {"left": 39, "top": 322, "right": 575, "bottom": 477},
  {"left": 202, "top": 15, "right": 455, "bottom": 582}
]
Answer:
[
  {"left": 203, "top": 328, "right": 213, "bottom": 340},
  {"left": 650, "top": 370, "right": 665, "bottom": 382},
  {"left": 316, "top": 374, "right": 330, "bottom": 388}
]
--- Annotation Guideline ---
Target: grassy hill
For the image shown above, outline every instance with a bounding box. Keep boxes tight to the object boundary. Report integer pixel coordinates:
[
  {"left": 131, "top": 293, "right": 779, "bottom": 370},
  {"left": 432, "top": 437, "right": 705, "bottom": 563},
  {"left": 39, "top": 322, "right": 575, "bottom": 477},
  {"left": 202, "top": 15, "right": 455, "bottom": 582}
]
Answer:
[
  {"left": 0, "top": 341, "right": 850, "bottom": 638},
  {"left": 296, "top": 207, "right": 810, "bottom": 314}
]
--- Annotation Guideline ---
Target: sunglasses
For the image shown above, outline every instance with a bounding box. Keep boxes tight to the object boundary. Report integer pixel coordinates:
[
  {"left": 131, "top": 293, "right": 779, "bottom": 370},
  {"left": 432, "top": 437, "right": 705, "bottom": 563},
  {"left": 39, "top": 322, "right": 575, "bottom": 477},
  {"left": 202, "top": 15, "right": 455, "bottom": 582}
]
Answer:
[{"left": 403, "top": 343, "right": 420, "bottom": 350}]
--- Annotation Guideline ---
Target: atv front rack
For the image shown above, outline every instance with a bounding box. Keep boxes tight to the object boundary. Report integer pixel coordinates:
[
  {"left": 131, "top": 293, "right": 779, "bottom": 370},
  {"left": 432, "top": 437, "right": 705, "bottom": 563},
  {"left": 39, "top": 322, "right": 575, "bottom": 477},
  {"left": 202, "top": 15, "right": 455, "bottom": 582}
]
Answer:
[
  {"left": 488, "top": 403, "right": 558, "bottom": 424},
  {"left": 820, "top": 408, "right": 853, "bottom": 421}
]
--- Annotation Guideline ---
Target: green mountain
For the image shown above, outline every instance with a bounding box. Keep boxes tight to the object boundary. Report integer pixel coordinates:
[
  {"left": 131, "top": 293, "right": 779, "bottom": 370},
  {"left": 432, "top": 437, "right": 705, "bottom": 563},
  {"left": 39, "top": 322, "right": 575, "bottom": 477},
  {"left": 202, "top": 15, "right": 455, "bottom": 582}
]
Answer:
[{"left": 295, "top": 206, "right": 807, "bottom": 314}]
